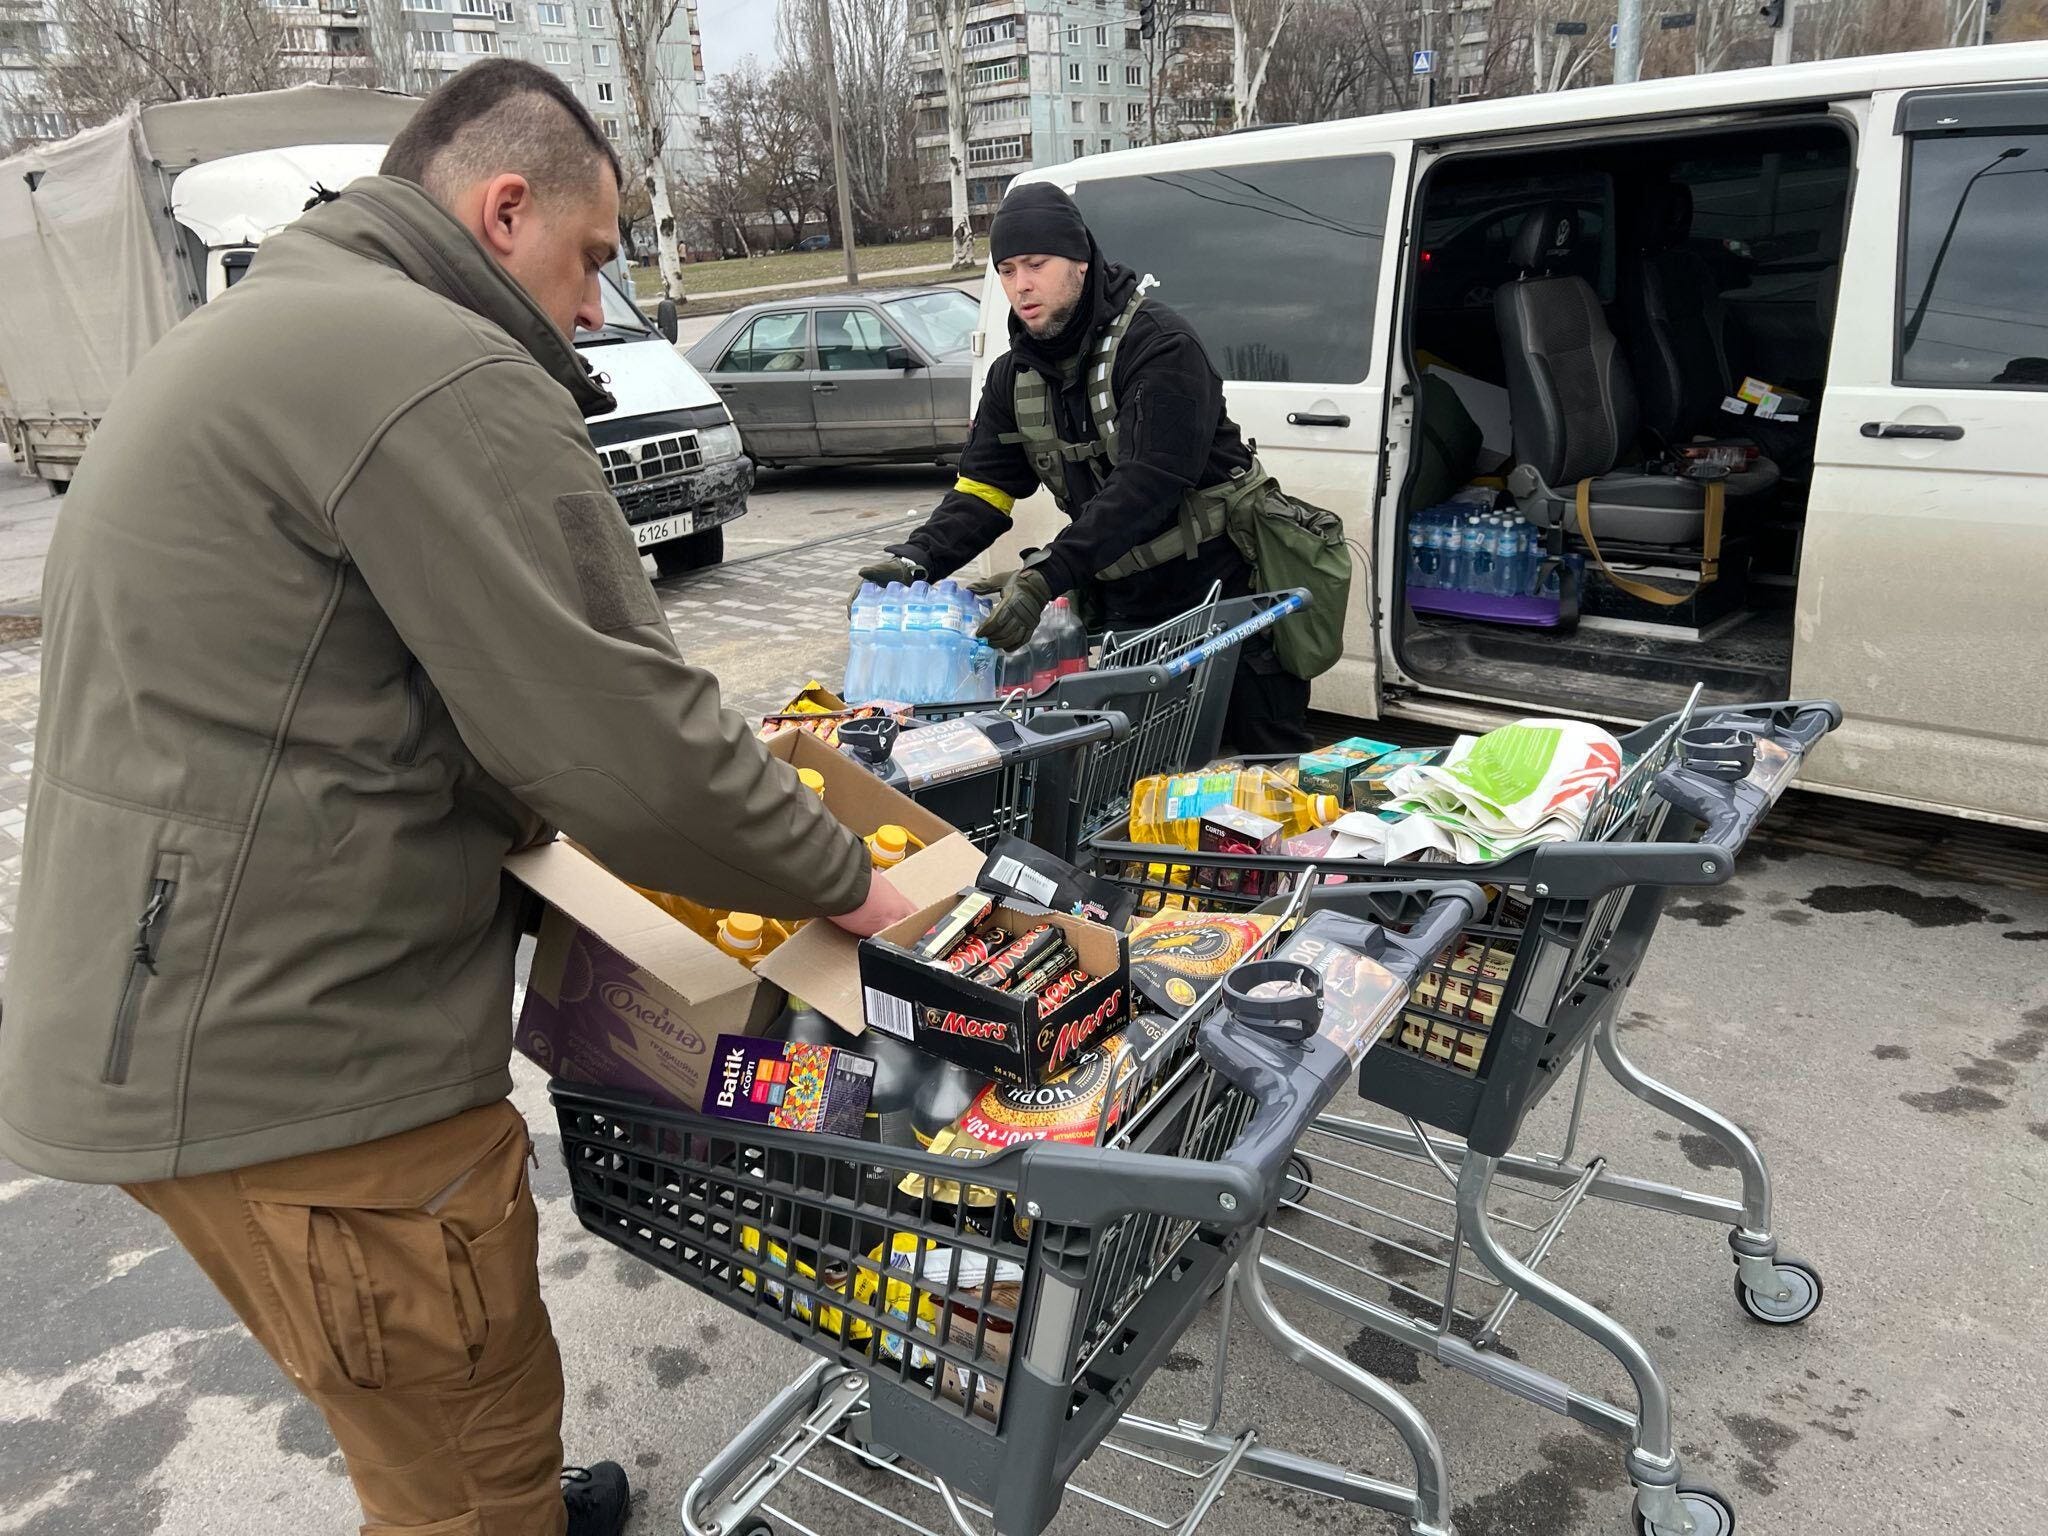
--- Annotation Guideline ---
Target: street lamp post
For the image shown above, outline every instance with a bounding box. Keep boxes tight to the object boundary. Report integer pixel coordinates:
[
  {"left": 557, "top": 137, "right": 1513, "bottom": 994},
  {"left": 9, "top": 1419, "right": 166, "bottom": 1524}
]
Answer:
[{"left": 1901, "top": 146, "right": 2026, "bottom": 354}]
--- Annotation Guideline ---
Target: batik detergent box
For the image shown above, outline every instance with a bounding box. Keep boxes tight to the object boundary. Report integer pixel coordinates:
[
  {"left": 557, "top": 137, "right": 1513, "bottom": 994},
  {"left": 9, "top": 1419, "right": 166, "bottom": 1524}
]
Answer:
[{"left": 702, "top": 1036, "right": 874, "bottom": 1137}]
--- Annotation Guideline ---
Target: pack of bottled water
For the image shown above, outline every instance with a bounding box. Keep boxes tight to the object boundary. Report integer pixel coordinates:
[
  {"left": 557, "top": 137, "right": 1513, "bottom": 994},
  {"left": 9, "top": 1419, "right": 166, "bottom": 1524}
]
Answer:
[
  {"left": 844, "top": 579, "right": 999, "bottom": 706},
  {"left": 1406, "top": 498, "right": 1548, "bottom": 600}
]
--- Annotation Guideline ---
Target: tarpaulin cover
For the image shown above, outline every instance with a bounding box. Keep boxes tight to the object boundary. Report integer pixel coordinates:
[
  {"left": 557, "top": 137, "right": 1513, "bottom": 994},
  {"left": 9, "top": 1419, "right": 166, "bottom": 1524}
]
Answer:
[
  {"left": 138, "top": 85, "right": 420, "bottom": 172},
  {"left": 0, "top": 110, "right": 184, "bottom": 423}
]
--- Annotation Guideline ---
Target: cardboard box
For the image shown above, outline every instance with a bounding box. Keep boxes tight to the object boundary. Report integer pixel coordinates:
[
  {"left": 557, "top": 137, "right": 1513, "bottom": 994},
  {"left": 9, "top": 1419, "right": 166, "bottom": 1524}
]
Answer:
[
  {"left": 512, "top": 729, "right": 971, "bottom": 1109},
  {"left": 703, "top": 1035, "right": 873, "bottom": 1135},
  {"left": 860, "top": 897, "right": 1130, "bottom": 1088},
  {"left": 1197, "top": 803, "right": 1284, "bottom": 899}
]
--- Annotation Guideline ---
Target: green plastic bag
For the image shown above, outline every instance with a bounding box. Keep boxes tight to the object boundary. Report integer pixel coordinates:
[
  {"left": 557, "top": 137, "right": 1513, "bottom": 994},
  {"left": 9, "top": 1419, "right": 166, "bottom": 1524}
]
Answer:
[{"left": 1228, "top": 485, "right": 1353, "bottom": 681}]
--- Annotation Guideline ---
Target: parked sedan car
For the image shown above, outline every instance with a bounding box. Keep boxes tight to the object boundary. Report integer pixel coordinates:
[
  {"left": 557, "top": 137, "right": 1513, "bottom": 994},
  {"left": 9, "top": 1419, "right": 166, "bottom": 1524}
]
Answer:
[
  {"left": 684, "top": 288, "right": 977, "bottom": 468},
  {"left": 794, "top": 233, "right": 832, "bottom": 251}
]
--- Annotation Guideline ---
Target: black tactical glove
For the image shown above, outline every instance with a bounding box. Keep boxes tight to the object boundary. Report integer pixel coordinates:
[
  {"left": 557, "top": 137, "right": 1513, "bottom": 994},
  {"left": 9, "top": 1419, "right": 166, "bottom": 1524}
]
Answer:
[
  {"left": 849, "top": 552, "right": 929, "bottom": 612},
  {"left": 975, "top": 569, "right": 1052, "bottom": 653}
]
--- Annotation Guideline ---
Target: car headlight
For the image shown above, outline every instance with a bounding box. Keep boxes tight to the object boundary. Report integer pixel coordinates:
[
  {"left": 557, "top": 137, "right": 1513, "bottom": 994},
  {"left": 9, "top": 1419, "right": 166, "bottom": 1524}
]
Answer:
[{"left": 698, "top": 420, "right": 744, "bottom": 462}]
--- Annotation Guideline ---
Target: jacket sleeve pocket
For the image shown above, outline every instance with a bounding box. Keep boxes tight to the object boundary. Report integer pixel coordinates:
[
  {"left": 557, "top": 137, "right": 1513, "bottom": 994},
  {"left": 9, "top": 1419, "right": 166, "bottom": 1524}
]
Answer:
[{"left": 553, "top": 491, "right": 662, "bottom": 632}]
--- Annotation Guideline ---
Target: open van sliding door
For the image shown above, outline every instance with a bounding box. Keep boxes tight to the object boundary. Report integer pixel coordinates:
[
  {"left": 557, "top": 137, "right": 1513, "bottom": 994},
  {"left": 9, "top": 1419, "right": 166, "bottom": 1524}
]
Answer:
[
  {"left": 1797, "top": 85, "right": 2048, "bottom": 830},
  {"left": 1043, "top": 145, "right": 1412, "bottom": 718}
]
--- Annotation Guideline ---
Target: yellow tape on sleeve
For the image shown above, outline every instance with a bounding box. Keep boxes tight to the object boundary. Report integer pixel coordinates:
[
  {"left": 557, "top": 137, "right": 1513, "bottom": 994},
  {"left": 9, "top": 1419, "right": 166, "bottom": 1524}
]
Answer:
[{"left": 954, "top": 477, "right": 1016, "bottom": 516}]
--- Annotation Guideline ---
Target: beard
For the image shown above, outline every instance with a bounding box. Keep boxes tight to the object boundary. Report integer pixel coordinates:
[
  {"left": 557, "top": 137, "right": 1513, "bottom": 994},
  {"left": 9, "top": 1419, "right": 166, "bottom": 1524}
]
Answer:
[{"left": 1023, "top": 297, "right": 1081, "bottom": 337}]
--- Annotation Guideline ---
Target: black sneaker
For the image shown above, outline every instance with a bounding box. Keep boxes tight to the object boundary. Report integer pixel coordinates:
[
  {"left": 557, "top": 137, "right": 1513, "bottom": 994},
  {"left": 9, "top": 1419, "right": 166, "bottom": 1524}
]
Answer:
[{"left": 562, "top": 1462, "right": 631, "bottom": 1536}]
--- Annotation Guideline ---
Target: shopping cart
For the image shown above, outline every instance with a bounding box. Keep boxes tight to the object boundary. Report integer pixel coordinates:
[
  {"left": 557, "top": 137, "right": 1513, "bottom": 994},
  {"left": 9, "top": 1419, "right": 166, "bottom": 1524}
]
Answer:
[
  {"left": 914, "top": 588, "right": 1310, "bottom": 861},
  {"left": 839, "top": 706, "right": 1129, "bottom": 854},
  {"left": 550, "top": 879, "right": 1485, "bottom": 1536},
  {"left": 1090, "top": 696, "right": 1842, "bottom": 1535}
]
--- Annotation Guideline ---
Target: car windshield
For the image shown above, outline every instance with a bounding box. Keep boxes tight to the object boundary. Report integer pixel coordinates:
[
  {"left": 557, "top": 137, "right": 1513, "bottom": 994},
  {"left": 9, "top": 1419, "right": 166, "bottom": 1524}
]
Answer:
[
  {"left": 881, "top": 290, "right": 978, "bottom": 358},
  {"left": 578, "top": 269, "right": 652, "bottom": 340}
]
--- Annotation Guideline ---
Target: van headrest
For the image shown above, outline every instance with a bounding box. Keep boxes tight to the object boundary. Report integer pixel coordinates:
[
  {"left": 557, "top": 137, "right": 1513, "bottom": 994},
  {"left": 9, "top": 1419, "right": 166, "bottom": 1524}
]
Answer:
[{"left": 1510, "top": 203, "right": 1579, "bottom": 274}]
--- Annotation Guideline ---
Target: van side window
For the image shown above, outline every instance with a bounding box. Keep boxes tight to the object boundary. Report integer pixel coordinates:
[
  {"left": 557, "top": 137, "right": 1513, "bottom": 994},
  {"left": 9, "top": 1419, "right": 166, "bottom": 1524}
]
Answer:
[
  {"left": 1898, "top": 130, "right": 2048, "bottom": 388},
  {"left": 1070, "top": 154, "right": 1395, "bottom": 384}
]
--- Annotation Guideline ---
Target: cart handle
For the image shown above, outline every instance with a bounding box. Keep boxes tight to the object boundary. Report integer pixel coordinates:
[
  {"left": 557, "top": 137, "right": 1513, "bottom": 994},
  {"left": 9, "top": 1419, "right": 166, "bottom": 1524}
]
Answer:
[
  {"left": 1157, "top": 588, "right": 1309, "bottom": 679},
  {"left": 1646, "top": 699, "right": 1838, "bottom": 866}
]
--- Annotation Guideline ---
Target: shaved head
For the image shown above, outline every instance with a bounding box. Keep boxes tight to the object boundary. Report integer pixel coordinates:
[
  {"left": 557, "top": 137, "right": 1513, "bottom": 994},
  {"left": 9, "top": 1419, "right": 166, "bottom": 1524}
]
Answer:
[
  {"left": 382, "top": 58, "right": 622, "bottom": 206},
  {"left": 381, "top": 60, "right": 626, "bottom": 338}
]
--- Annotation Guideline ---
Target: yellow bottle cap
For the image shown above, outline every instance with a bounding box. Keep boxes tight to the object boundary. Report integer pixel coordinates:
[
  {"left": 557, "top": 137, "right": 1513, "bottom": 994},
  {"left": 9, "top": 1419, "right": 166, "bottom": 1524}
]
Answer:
[
  {"left": 873, "top": 824, "right": 908, "bottom": 856},
  {"left": 1314, "top": 795, "right": 1340, "bottom": 825},
  {"left": 723, "top": 912, "right": 765, "bottom": 946},
  {"left": 797, "top": 768, "right": 826, "bottom": 795}
]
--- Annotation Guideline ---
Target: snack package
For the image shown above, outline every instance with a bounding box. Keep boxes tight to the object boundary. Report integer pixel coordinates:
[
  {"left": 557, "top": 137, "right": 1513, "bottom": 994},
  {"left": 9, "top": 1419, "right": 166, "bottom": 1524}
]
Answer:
[
  {"left": 1395, "top": 939, "right": 1515, "bottom": 1074},
  {"left": 1128, "top": 910, "right": 1278, "bottom": 1017},
  {"left": 1197, "top": 803, "right": 1285, "bottom": 898},
  {"left": 913, "top": 892, "right": 997, "bottom": 961},
  {"left": 1348, "top": 746, "right": 1448, "bottom": 809},
  {"left": 899, "top": 1014, "right": 1175, "bottom": 1209},
  {"left": 702, "top": 1036, "right": 873, "bottom": 1136}
]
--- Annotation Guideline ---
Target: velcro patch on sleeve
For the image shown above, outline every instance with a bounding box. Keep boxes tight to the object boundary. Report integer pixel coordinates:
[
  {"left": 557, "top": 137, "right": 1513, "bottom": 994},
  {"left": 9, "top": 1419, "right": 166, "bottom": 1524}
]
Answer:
[{"left": 553, "top": 491, "right": 662, "bottom": 632}]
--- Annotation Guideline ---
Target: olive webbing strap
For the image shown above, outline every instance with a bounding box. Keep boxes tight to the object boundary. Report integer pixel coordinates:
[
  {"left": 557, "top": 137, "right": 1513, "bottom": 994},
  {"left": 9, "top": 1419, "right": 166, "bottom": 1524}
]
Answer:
[{"left": 1571, "top": 477, "right": 1724, "bottom": 607}]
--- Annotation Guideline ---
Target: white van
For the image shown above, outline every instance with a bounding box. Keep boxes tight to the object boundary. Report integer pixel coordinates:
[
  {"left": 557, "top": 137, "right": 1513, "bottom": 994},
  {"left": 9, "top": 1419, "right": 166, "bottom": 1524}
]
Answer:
[{"left": 977, "top": 44, "right": 2048, "bottom": 832}]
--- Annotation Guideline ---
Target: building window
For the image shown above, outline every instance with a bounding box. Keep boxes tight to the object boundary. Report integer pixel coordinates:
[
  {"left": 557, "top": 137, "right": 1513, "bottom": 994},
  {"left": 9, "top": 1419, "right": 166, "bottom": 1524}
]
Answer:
[
  {"left": 1067, "top": 60, "right": 1081, "bottom": 83},
  {"left": 1096, "top": 62, "right": 1108, "bottom": 83},
  {"left": 916, "top": 68, "right": 942, "bottom": 93},
  {"left": 964, "top": 19, "right": 1011, "bottom": 46},
  {"left": 1071, "top": 99, "right": 1082, "bottom": 122},
  {"left": 404, "top": 0, "right": 443, "bottom": 11},
  {"left": 1073, "top": 138, "right": 1085, "bottom": 157},
  {"left": 1127, "top": 27, "right": 1140, "bottom": 49},
  {"left": 1094, "top": 24, "right": 1106, "bottom": 45},
  {"left": 919, "top": 105, "right": 946, "bottom": 131},
  {"left": 590, "top": 41, "right": 607, "bottom": 64},
  {"left": 1127, "top": 101, "right": 1143, "bottom": 124},
  {"left": 498, "top": 37, "right": 516, "bottom": 52},
  {"left": 412, "top": 28, "right": 450, "bottom": 50},
  {"left": 456, "top": 0, "right": 492, "bottom": 14},
  {"left": 1126, "top": 63, "right": 1141, "bottom": 86},
  {"left": 1101, "top": 137, "right": 1112, "bottom": 154},
  {"left": 968, "top": 136, "right": 1023, "bottom": 166},
  {"left": 535, "top": 2, "right": 564, "bottom": 24},
  {"left": 596, "top": 79, "right": 613, "bottom": 101},
  {"left": 601, "top": 116, "right": 619, "bottom": 138},
  {"left": 911, "top": 29, "right": 935, "bottom": 51},
  {"left": 969, "top": 59, "right": 1018, "bottom": 86},
  {"left": 586, "top": 4, "right": 601, "bottom": 23},
  {"left": 495, "top": 1, "right": 514, "bottom": 18},
  {"left": 460, "top": 28, "right": 495, "bottom": 50},
  {"left": 543, "top": 38, "right": 570, "bottom": 60},
  {"left": 1099, "top": 101, "right": 1111, "bottom": 123},
  {"left": 1065, "top": 22, "right": 1077, "bottom": 44}
]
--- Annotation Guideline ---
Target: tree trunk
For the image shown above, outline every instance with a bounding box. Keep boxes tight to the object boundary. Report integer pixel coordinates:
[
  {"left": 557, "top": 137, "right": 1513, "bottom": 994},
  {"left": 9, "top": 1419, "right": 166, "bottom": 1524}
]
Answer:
[
  {"left": 647, "top": 159, "right": 686, "bottom": 298},
  {"left": 934, "top": 0, "right": 971, "bottom": 267}
]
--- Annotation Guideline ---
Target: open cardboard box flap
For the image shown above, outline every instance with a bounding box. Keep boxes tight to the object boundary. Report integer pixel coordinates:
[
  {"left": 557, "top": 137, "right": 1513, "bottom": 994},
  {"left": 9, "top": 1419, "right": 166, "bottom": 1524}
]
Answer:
[{"left": 759, "top": 832, "right": 985, "bottom": 1034}]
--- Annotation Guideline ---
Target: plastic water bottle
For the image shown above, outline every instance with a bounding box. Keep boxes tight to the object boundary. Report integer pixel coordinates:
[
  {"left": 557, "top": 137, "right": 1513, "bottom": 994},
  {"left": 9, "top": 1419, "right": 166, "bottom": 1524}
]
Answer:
[
  {"left": 843, "top": 582, "right": 878, "bottom": 700},
  {"left": 1465, "top": 516, "right": 1494, "bottom": 597},
  {"left": 1440, "top": 516, "right": 1466, "bottom": 592},
  {"left": 905, "top": 581, "right": 940, "bottom": 704},
  {"left": 873, "top": 581, "right": 907, "bottom": 701},
  {"left": 1514, "top": 519, "right": 1541, "bottom": 597},
  {"left": 1049, "top": 596, "right": 1087, "bottom": 679},
  {"left": 1408, "top": 519, "right": 1431, "bottom": 590},
  {"left": 1493, "top": 522, "right": 1521, "bottom": 599},
  {"left": 936, "top": 583, "right": 972, "bottom": 701}
]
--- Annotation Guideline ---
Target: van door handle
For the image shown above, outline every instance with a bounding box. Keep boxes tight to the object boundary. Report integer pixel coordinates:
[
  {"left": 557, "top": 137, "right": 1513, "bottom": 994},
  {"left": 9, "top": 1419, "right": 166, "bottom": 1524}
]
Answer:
[
  {"left": 1860, "top": 421, "right": 1963, "bottom": 441},
  {"left": 813, "top": 383, "right": 838, "bottom": 393},
  {"left": 715, "top": 382, "right": 736, "bottom": 392},
  {"left": 1287, "top": 411, "right": 1350, "bottom": 427}
]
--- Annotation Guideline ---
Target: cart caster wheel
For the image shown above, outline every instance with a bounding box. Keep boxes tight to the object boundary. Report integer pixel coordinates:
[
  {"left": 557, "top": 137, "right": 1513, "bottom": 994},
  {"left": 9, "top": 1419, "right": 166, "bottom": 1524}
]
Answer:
[
  {"left": 1736, "top": 1254, "right": 1822, "bottom": 1325},
  {"left": 1634, "top": 1482, "right": 1734, "bottom": 1536},
  {"left": 734, "top": 1522, "right": 774, "bottom": 1536},
  {"left": 1282, "top": 1152, "right": 1313, "bottom": 1208}
]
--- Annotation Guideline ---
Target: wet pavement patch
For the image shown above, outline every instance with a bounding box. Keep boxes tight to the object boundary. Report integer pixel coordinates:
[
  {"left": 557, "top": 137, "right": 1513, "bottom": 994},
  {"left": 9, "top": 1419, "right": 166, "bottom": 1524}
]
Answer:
[
  {"left": 2029, "top": 1122, "right": 2048, "bottom": 1143},
  {"left": 1770, "top": 908, "right": 1813, "bottom": 926},
  {"left": 1343, "top": 1327, "right": 1422, "bottom": 1385},
  {"left": 0, "top": 1386, "right": 188, "bottom": 1536},
  {"left": 277, "top": 1397, "right": 335, "bottom": 1459},
  {"left": 1678, "top": 1133, "right": 1738, "bottom": 1172},
  {"left": 636, "top": 1451, "right": 663, "bottom": 1469},
  {"left": 2004, "top": 930, "right": 2048, "bottom": 941},
  {"left": 1159, "top": 1351, "right": 1203, "bottom": 1374},
  {"left": 548, "top": 1251, "right": 591, "bottom": 1280},
  {"left": 1666, "top": 900, "right": 1743, "bottom": 928},
  {"left": 1801, "top": 884, "right": 1989, "bottom": 927},
  {"left": 1721, "top": 1410, "right": 1800, "bottom": 1495},
  {"left": 613, "top": 1254, "right": 661, "bottom": 1291},
  {"left": 1871, "top": 1044, "right": 1910, "bottom": 1060},
  {"left": 1901, "top": 1085, "right": 2005, "bottom": 1115},
  {"left": 1655, "top": 1325, "right": 1678, "bottom": 1341},
  {"left": 1954, "top": 1056, "right": 2017, "bottom": 1088},
  {"left": 648, "top": 1346, "right": 707, "bottom": 1389},
  {"left": 1450, "top": 1431, "right": 1624, "bottom": 1536}
]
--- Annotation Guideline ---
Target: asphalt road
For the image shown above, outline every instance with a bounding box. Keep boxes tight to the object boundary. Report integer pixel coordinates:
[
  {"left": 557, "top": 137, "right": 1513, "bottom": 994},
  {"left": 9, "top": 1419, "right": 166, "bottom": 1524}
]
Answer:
[{"left": 2, "top": 453, "right": 2045, "bottom": 1536}]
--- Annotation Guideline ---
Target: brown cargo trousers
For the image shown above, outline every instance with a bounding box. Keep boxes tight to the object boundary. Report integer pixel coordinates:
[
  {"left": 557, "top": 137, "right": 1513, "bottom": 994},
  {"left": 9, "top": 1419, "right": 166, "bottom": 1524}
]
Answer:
[{"left": 124, "top": 1100, "right": 568, "bottom": 1536}]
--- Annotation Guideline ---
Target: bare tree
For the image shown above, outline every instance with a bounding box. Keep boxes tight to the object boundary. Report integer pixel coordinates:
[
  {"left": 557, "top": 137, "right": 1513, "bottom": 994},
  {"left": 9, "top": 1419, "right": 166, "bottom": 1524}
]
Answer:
[
  {"left": 605, "top": 0, "right": 690, "bottom": 301},
  {"left": 924, "top": 0, "right": 970, "bottom": 268},
  {"left": 1229, "top": 0, "right": 1296, "bottom": 127},
  {"left": 37, "top": 0, "right": 290, "bottom": 126},
  {"left": 689, "top": 64, "right": 760, "bottom": 256},
  {"left": 776, "top": 0, "right": 921, "bottom": 242}
]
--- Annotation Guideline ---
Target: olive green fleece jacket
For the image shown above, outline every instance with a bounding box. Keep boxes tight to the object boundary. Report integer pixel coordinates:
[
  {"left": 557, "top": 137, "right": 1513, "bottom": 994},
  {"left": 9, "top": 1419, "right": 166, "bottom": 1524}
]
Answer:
[{"left": 0, "top": 176, "right": 871, "bottom": 1182}]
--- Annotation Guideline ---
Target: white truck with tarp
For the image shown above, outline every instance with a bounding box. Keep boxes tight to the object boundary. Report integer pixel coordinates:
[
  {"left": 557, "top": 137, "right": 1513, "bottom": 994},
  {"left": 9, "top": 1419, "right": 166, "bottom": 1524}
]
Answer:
[{"left": 0, "top": 85, "right": 420, "bottom": 490}]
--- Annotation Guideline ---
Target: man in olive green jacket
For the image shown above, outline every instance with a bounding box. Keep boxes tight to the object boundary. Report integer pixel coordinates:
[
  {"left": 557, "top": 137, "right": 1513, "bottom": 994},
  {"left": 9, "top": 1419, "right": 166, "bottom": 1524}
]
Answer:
[{"left": 1, "top": 62, "right": 911, "bottom": 1536}]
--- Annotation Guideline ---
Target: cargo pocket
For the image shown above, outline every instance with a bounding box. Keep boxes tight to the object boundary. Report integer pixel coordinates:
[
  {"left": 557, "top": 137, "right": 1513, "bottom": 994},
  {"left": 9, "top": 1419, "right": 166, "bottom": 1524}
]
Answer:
[{"left": 239, "top": 1105, "right": 540, "bottom": 1395}]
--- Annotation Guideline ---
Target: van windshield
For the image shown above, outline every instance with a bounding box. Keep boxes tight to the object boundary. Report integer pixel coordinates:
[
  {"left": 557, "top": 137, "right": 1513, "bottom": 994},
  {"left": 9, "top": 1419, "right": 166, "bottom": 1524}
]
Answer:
[{"left": 578, "top": 270, "right": 653, "bottom": 343}]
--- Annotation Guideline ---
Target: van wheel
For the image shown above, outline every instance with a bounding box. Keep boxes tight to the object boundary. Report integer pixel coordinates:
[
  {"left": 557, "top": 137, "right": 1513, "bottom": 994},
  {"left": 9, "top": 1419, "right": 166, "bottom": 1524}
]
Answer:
[
  {"left": 654, "top": 527, "right": 723, "bottom": 577},
  {"left": 48, "top": 479, "right": 69, "bottom": 496}
]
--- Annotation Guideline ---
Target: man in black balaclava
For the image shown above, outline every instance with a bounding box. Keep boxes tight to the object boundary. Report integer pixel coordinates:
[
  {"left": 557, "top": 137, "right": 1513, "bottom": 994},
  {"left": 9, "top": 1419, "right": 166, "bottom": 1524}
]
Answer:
[{"left": 857, "top": 181, "right": 1312, "bottom": 754}]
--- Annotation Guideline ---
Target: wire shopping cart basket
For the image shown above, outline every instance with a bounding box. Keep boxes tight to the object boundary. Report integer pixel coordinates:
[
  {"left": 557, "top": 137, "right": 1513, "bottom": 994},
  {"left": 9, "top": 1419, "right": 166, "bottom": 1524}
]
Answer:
[
  {"left": 550, "top": 880, "right": 1484, "bottom": 1536},
  {"left": 915, "top": 588, "right": 1310, "bottom": 861},
  {"left": 1089, "top": 695, "right": 1843, "bottom": 1536}
]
